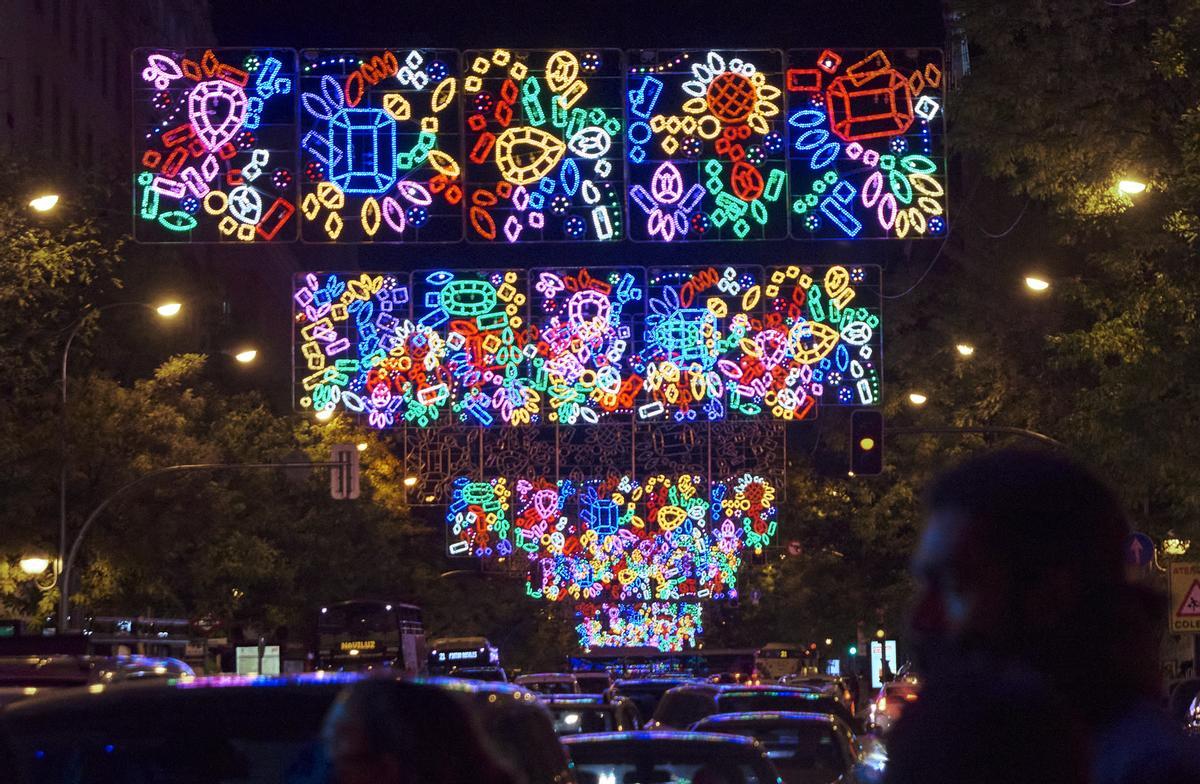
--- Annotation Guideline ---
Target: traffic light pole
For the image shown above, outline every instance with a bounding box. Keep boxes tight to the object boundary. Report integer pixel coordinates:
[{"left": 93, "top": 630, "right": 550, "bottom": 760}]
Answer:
[
  {"left": 886, "top": 425, "right": 1064, "bottom": 449},
  {"left": 56, "top": 460, "right": 342, "bottom": 634}
]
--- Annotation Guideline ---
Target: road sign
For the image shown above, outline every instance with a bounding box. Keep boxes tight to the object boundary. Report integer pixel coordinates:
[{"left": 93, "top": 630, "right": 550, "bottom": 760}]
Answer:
[
  {"left": 1125, "top": 532, "right": 1154, "bottom": 567},
  {"left": 330, "top": 443, "right": 360, "bottom": 500},
  {"left": 869, "top": 640, "right": 898, "bottom": 688},
  {"left": 235, "top": 645, "right": 280, "bottom": 676},
  {"left": 1169, "top": 562, "right": 1200, "bottom": 633}
]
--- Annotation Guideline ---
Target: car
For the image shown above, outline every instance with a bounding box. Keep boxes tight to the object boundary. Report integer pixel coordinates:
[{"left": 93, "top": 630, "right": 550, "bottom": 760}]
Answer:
[
  {"left": 562, "top": 731, "right": 779, "bottom": 784},
  {"left": 516, "top": 672, "right": 581, "bottom": 694},
  {"left": 542, "top": 694, "right": 641, "bottom": 735},
  {"left": 572, "top": 671, "right": 613, "bottom": 694},
  {"left": 448, "top": 665, "right": 509, "bottom": 682},
  {"left": 692, "top": 711, "right": 872, "bottom": 784},
  {"left": 647, "top": 683, "right": 861, "bottom": 735},
  {"left": 707, "top": 671, "right": 762, "bottom": 685},
  {"left": 778, "top": 675, "right": 854, "bottom": 711},
  {"left": 646, "top": 683, "right": 721, "bottom": 729},
  {"left": 0, "top": 655, "right": 193, "bottom": 710},
  {"left": 608, "top": 676, "right": 698, "bottom": 721},
  {"left": 868, "top": 675, "right": 920, "bottom": 735},
  {"left": 717, "top": 686, "right": 859, "bottom": 730},
  {"left": 0, "top": 672, "right": 573, "bottom": 784}
]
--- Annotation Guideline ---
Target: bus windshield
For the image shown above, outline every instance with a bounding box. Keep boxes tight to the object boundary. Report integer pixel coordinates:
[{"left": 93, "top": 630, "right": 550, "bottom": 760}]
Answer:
[{"left": 319, "top": 603, "right": 396, "bottom": 634}]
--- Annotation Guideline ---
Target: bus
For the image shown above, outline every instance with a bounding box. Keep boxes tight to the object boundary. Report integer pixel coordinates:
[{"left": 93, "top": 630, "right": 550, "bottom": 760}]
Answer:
[
  {"left": 316, "top": 600, "right": 425, "bottom": 674},
  {"left": 427, "top": 636, "right": 500, "bottom": 675},
  {"left": 754, "top": 642, "right": 808, "bottom": 681}
]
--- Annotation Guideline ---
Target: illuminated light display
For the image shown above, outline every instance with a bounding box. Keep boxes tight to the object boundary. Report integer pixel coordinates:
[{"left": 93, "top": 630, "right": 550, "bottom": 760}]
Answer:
[
  {"left": 575, "top": 602, "right": 703, "bottom": 652},
  {"left": 134, "top": 48, "right": 298, "bottom": 242},
  {"left": 413, "top": 269, "right": 540, "bottom": 425},
  {"left": 532, "top": 267, "right": 645, "bottom": 424},
  {"left": 299, "top": 49, "right": 463, "bottom": 242},
  {"left": 447, "top": 471, "right": 777, "bottom": 596},
  {"left": 293, "top": 265, "right": 881, "bottom": 423},
  {"left": 785, "top": 48, "right": 946, "bottom": 239},
  {"left": 626, "top": 50, "right": 789, "bottom": 241},
  {"left": 462, "top": 49, "right": 625, "bottom": 242}
]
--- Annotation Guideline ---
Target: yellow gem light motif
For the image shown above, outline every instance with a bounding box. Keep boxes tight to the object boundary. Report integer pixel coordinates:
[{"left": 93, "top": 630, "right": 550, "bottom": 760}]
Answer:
[{"left": 463, "top": 48, "right": 626, "bottom": 242}]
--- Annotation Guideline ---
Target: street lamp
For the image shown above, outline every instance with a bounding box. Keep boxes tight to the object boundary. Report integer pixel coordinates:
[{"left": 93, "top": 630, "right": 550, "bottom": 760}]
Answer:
[
  {"left": 403, "top": 476, "right": 419, "bottom": 488},
  {"left": 1024, "top": 275, "right": 1051, "bottom": 293},
  {"left": 57, "top": 301, "right": 181, "bottom": 631},
  {"left": 233, "top": 348, "right": 257, "bottom": 364},
  {"left": 28, "top": 193, "right": 60, "bottom": 212},
  {"left": 19, "top": 556, "right": 51, "bottom": 576},
  {"left": 315, "top": 408, "right": 334, "bottom": 422},
  {"left": 908, "top": 392, "right": 928, "bottom": 406},
  {"left": 356, "top": 442, "right": 369, "bottom": 452},
  {"left": 1117, "top": 179, "right": 1146, "bottom": 195},
  {"left": 955, "top": 343, "right": 976, "bottom": 357}
]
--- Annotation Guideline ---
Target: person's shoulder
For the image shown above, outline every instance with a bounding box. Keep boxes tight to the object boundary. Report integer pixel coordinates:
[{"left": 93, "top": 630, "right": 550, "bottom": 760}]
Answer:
[{"left": 1093, "top": 701, "right": 1200, "bottom": 784}]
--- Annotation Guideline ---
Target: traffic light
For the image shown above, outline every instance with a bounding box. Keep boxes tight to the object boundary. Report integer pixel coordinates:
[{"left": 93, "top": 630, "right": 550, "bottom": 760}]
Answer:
[{"left": 850, "top": 409, "right": 884, "bottom": 475}]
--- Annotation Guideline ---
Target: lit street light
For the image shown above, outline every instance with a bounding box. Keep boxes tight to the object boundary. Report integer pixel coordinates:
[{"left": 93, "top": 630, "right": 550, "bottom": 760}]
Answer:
[
  {"left": 1117, "top": 179, "right": 1146, "bottom": 195},
  {"left": 1024, "top": 275, "right": 1051, "bottom": 292},
  {"left": 955, "top": 343, "right": 976, "bottom": 357},
  {"left": 908, "top": 392, "right": 928, "bottom": 406},
  {"left": 315, "top": 408, "right": 334, "bottom": 422},
  {"left": 28, "top": 193, "right": 60, "bottom": 212},
  {"left": 356, "top": 442, "right": 369, "bottom": 452},
  {"left": 57, "top": 300, "right": 183, "bottom": 629},
  {"left": 19, "top": 556, "right": 51, "bottom": 576},
  {"left": 233, "top": 348, "right": 258, "bottom": 364},
  {"left": 403, "top": 476, "right": 419, "bottom": 488}
]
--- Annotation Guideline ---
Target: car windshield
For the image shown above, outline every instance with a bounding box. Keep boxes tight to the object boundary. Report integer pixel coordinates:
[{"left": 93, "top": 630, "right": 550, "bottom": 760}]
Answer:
[
  {"left": 567, "top": 740, "right": 769, "bottom": 784},
  {"left": 718, "top": 693, "right": 845, "bottom": 720},
  {"left": 613, "top": 683, "right": 683, "bottom": 719},
  {"left": 547, "top": 705, "right": 616, "bottom": 735},
  {"left": 575, "top": 675, "right": 611, "bottom": 693},
  {"left": 526, "top": 680, "right": 576, "bottom": 694},
  {"left": 700, "top": 723, "right": 846, "bottom": 783},
  {"left": 653, "top": 690, "right": 716, "bottom": 728}
]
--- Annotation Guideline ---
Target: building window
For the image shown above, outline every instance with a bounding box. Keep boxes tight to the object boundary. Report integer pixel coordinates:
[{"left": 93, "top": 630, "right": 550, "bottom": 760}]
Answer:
[
  {"left": 70, "top": 110, "right": 78, "bottom": 166},
  {"left": 68, "top": 0, "right": 77, "bottom": 55},
  {"left": 51, "top": 85, "right": 61, "bottom": 156},
  {"left": 100, "top": 35, "right": 108, "bottom": 97}
]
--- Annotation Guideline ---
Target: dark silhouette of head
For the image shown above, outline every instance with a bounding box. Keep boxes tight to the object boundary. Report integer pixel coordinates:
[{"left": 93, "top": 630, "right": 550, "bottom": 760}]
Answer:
[
  {"left": 322, "top": 679, "right": 516, "bottom": 784},
  {"left": 910, "top": 448, "right": 1142, "bottom": 682}
]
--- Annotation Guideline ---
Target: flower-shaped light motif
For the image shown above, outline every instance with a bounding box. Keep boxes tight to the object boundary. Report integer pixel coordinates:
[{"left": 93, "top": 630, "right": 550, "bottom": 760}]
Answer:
[
  {"left": 628, "top": 163, "right": 705, "bottom": 241},
  {"left": 681, "top": 51, "right": 782, "bottom": 136}
]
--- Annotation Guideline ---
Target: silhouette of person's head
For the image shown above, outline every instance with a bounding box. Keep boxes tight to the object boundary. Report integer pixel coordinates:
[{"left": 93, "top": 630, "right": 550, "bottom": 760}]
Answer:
[
  {"left": 322, "top": 679, "right": 515, "bottom": 784},
  {"left": 910, "top": 448, "right": 1130, "bottom": 664}
]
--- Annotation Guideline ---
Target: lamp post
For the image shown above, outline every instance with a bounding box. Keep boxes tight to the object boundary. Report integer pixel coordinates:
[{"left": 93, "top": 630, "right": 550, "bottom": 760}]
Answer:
[{"left": 57, "top": 301, "right": 180, "bottom": 629}]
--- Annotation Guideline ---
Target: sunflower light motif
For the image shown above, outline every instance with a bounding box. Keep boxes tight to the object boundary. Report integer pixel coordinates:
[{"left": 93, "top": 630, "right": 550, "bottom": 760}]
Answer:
[{"left": 626, "top": 49, "right": 789, "bottom": 241}]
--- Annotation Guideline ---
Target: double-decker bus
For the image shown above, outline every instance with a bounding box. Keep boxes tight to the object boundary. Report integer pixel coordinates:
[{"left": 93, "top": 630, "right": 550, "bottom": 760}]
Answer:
[{"left": 316, "top": 600, "right": 425, "bottom": 674}]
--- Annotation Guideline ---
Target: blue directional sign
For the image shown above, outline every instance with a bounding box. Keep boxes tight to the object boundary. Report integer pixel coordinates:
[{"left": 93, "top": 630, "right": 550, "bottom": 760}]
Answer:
[{"left": 1125, "top": 532, "right": 1154, "bottom": 567}]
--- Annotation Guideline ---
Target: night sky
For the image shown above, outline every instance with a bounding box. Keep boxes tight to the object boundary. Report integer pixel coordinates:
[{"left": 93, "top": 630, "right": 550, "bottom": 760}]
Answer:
[{"left": 210, "top": 1, "right": 946, "bottom": 51}]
